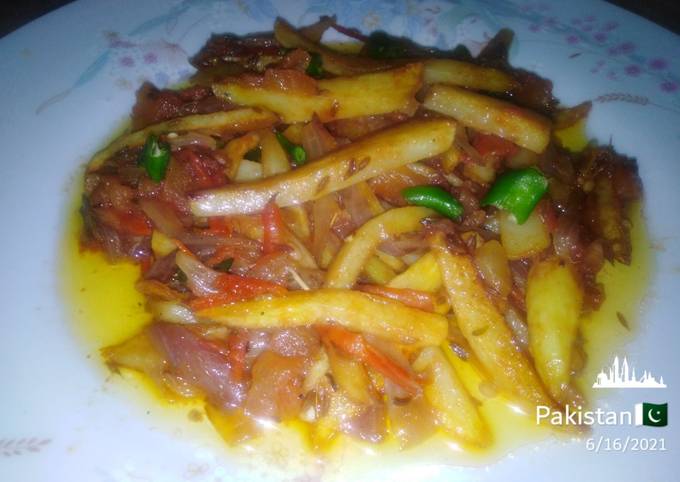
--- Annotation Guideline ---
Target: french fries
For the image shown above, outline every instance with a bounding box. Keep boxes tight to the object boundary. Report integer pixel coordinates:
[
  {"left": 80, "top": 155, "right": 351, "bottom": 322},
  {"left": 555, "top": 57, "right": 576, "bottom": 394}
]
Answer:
[
  {"left": 526, "top": 257, "right": 583, "bottom": 404},
  {"left": 190, "top": 119, "right": 456, "bottom": 216},
  {"left": 431, "top": 233, "right": 555, "bottom": 409},
  {"left": 387, "top": 251, "right": 442, "bottom": 292},
  {"left": 274, "top": 18, "right": 393, "bottom": 75},
  {"left": 423, "top": 84, "right": 551, "bottom": 153},
  {"left": 326, "top": 345, "right": 373, "bottom": 405},
  {"left": 499, "top": 209, "right": 551, "bottom": 260},
  {"left": 212, "top": 63, "right": 423, "bottom": 123},
  {"left": 386, "top": 251, "right": 450, "bottom": 314},
  {"left": 325, "top": 207, "right": 435, "bottom": 289},
  {"left": 363, "top": 256, "right": 397, "bottom": 285},
  {"left": 88, "top": 108, "right": 278, "bottom": 169},
  {"left": 260, "top": 129, "right": 290, "bottom": 177},
  {"left": 222, "top": 131, "right": 260, "bottom": 179},
  {"left": 423, "top": 59, "right": 518, "bottom": 93},
  {"left": 593, "top": 175, "right": 630, "bottom": 263},
  {"left": 413, "top": 347, "right": 490, "bottom": 447},
  {"left": 196, "top": 288, "right": 448, "bottom": 347}
]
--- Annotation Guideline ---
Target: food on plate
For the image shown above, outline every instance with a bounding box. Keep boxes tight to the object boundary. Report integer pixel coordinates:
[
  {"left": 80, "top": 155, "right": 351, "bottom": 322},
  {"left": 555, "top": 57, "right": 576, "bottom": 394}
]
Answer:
[{"left": 77, "top": 16, "right": 644, "bottom": 451}]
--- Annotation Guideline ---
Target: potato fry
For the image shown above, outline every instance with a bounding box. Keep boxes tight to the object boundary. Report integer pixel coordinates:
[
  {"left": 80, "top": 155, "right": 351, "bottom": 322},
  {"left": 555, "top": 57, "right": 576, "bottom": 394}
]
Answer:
[
  {"left": 223, "top": 131, "right": 260, "bottom": 179},
  {"left": 190, "top": 119, "right": 456, "bottom": 216},
  {"left": 423, "top": 84, "right": 551, "bottom": 153},
  {"left": 260, "top": 129, "right": 290, "bottom": 177},
  {"left": 281, "top": 205, "right": 310, "bottom": 241},
  {"left": 363, "top": 256, "right": 397, "bottom": 285},
  {"left": 431, "top": 233, "right": 555, "bottom": 409},
  {"left": 88, "top": 108, "right": 278, "bottom": 169},
  {"left": 386, "top": 251, "right": 449, "bottom": 314},
  {"left": 440, "top": 144, "right": 462, "bottom": 173},
  {"left": 387, "top": 251, "right": 442, "bottom": 292},
  {"left": 325, "top": 207, "right": 435, "bottom": 289},
  {"left": 423, "top": 59, "right": 518, "bottom": 93},
  {"left": 374, "top": 249, "right": 405, "bottom": 272},
  {"left": 274, "top": 18, "right": 394, "bottom": 75},
  {"left": 352, "top": 181, "right": 385, "bottom": 217},
  {"left": 326, "top": 345, "right": 373, "bottom": 405},
  {"left": 499, "top": 209, "right": 551, "bottom": 260},
  {"left": 526, "top": 257, "right": 583, "bottom": 403},
  {"left": 413, "top": 347, "right": 490, "bottom": 447},
  {"left": 196, "top": 288, "right": 448, "bottom": 347},
  {"left": 213, "top": 63, "right": 423, "bottom": 123},
  {"left": 594, "top": 175, "right": 630, "bottom": 263}
]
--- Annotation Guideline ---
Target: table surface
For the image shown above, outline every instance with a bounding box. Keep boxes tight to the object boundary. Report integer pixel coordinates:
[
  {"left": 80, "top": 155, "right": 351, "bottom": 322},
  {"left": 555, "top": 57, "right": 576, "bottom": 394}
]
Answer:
[{"left": 2, "top": 0, "right": 680, "bottom": 39}]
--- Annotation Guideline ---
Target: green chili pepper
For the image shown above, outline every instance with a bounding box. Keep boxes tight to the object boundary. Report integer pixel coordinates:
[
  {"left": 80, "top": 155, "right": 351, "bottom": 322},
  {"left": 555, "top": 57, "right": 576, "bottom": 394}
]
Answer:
[
  {"left": 402, "top": 186, "right": 464, "bottom": 220},
  {"left": 481, "top": 167, "right": 548, "bottom": 224},
  {"left": 276, "top": 132, "right": 307, "bottom": 165},
  {"left": 306, "top": 52, "right": 323, "bottom": 78},
  {"left": 214, "top": 258, "right": 234, "bottom": 273},
  {"left": 138, "top": 134, "right": 170, "bottom": 182}
]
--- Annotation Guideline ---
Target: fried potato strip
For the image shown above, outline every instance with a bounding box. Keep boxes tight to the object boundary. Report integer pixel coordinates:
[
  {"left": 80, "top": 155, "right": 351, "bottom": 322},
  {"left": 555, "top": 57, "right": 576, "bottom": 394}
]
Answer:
[
  {"left": 431, "top": 233, "right": 555, "bottom": 409},
  {"left": 196, "top": 288, "right": 448, "bottom": 347},
  {"left": 526, "top": 257, "right": 583, "bottom": 404},
  {"left": 423, "top": 59, "right": 518, "bottom": 93},
  {"left": 423, "top": 84, "right": 551, "bottom": 153},
  {"left": 88, "top": 108, "right": 278, "bottom": 169},
  {"left": 190, "top": 118, "right": 456, "bottom": 216},
  {"left": 325, "top": 207, "right": 435, "bottom": 289},
  {"left": 213, "top": 63, "right": 423, "bottom": 123}
]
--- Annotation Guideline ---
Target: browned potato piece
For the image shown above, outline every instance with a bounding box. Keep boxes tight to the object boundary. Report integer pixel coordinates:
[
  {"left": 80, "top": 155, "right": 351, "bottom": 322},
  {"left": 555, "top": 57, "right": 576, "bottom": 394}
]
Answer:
[
  {"left": 526, "top": 257, "right": 583, "bottom": 404},
  {"left": 325, "top": 207, "right": 434, "bottom": 289},
  {"left": 274, "top": 17, "right": 393, "bottom": 75},
  {"left": 499, "top": 210, "right": 551, "bottom": 260},
  {"left": 413, "top": 347, "right": 490, "bottom": 447},
  {"left": 423, "top": 83, "right": 551, "bottom": 153},
  {"left": 423, "top": 59, "right": 518, "bottom": 93},
  {"left": 431, "top": 233, "right": 556, "bottom": 410},
  {"left": 197, "top": 288, "right": 448, "bottom": 347},
  {"left": 89, "top": 108, "right": 278, "bottom": 169},
  {"left": 190, "top": 118, "right": 456, "bottom": 216},
  {"left": 213, "top": 63, "right": 423, "bottom": 123}
]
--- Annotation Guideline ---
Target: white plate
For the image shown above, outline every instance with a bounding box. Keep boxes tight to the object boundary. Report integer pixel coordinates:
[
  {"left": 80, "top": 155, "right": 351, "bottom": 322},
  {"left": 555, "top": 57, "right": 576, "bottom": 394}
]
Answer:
[{"left": 1, "top": 0, "right": 679, "bottom": 480}]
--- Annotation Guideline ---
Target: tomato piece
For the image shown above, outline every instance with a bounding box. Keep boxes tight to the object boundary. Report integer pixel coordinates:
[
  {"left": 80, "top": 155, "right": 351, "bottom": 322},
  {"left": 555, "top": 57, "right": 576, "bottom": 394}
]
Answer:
[
  {"left": 261, "top": 200, "right": 283, "bottom": 254},
  {"left": 227, "top": 331, "right": 248, "bottom": 383},
  {"left": 208, "top": 217, "right": 232, "bottom": 235},
  {"left": 317, "top": 325, "right": 421, "bottom": 397},
  {"left": 189, "top": 273, "right": 286, "bottom": 310},
  {"left": 472, "top": 133, "right": 519, "bottom": 159}
]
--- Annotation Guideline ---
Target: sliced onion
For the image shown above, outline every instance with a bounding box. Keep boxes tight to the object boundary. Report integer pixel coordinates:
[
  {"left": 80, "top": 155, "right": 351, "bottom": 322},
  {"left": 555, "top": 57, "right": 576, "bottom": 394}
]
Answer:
[
  {"left": 150, "top": 301, "right": 197, "bottom": 324},
  {"left": 167, "top": 132, "right": 218, "bottom": 151},
  {"left": 505, "top": 307, "right": 529, "bottom": 352},
  {"left": 301, "top": 116, "right": 337, "bottom": 161},
  {"left": 455, "top": 127, "right": 483, "bottom": 165},
  {"left": 387, "top": 394, "right": 436, "bottom": 448},
  {"left": 139, "top": 199, "right": 184, "bottom": 237},
  {"left": 340, "top": 185, "right": 371, "bottom": 228},
  {"left": 175, "top": 251, "right": 220, "bottom": 297},
  {"left": 474, "top": 240, "right": 512, "bottom": 297}
]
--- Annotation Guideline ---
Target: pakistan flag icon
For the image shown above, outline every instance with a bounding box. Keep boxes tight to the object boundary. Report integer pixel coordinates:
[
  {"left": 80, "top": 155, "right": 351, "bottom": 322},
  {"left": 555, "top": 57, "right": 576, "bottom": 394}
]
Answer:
[{"left": 635, "top": 403, "right": 668, "bottom": 427}]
